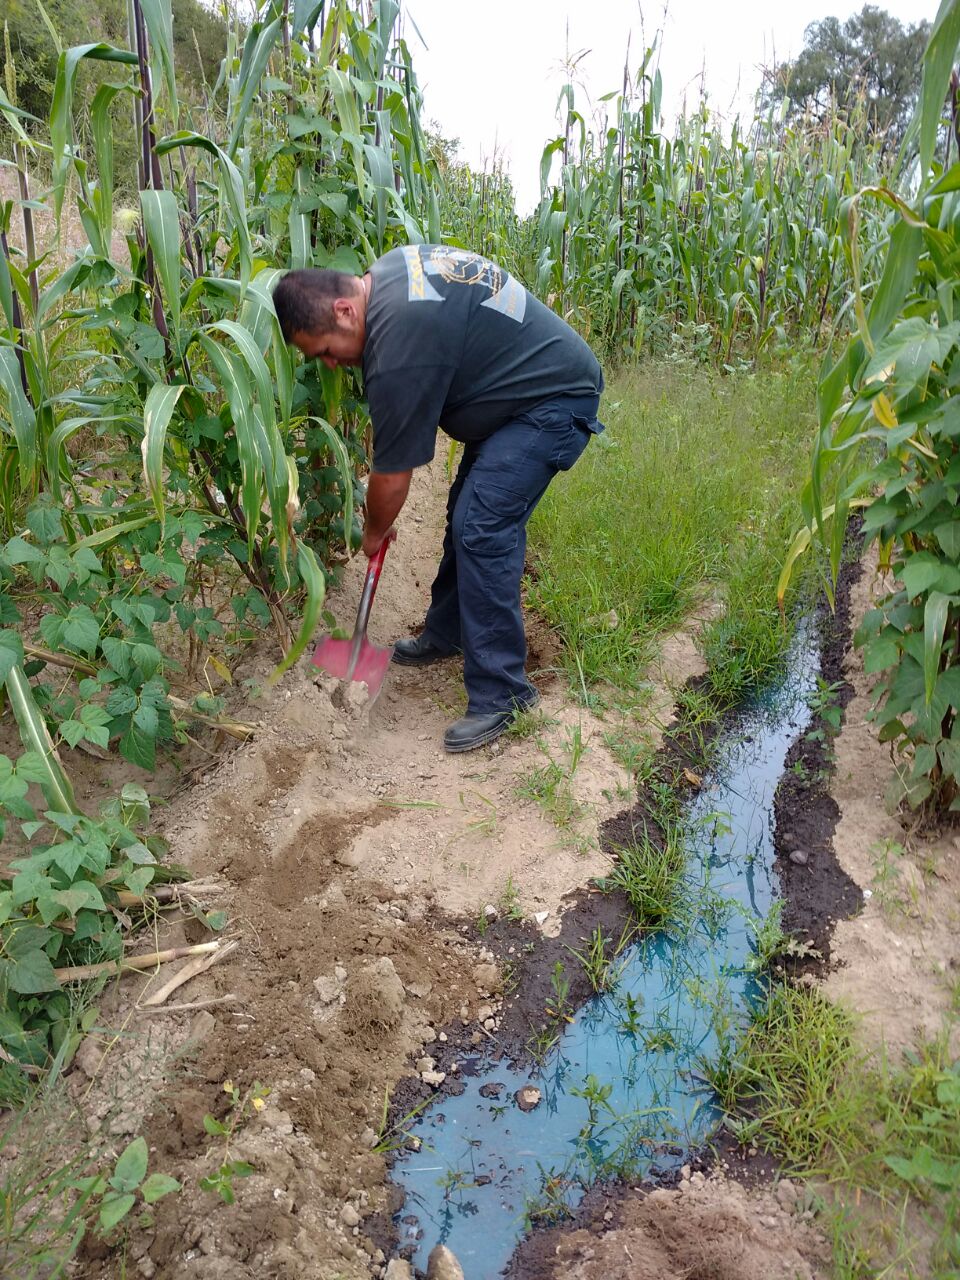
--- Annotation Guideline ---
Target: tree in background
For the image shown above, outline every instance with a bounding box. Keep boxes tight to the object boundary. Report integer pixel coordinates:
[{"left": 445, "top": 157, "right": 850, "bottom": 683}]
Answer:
[
  {"left": 0, "top": 0, "right": 226, "bottom": 121},
  {"left": 766, "top": 5, "right": 930, "bottom": 146}
]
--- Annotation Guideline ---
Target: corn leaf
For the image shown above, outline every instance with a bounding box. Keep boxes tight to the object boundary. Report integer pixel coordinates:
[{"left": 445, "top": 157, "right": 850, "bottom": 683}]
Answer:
[
  {"left": 919, "top": 0, "right": 960, "bottom": 182},
  {"left": 199, "top": 336, "right": 262, "bottom": 560},
  {"left": 4, "top": 665, "right": 80, "bottom": 815},
  {"left": 924, "top": 592, "right": 952, "bottom": 706},
  {"left": 0, "top": 347, "right": 37, "bottom": 491},
  {"left": 139, "top": 0, "right": 179, "bottom": 124},
  {"left": 228, "top": 17, "right": 283, "bottom": 159},
  {"left": 141, "top": 384, "right": 187, "bottom": 527},
  {"left": 156, "top": 131, "right": 252, "bottom": 290},
  {"left": 49, "top": 43, "right": 138, "bottom": 222},
  {"left": 267, "top": 543, "right": 326, "bottom": 687},
  {"left": 140, "top": 189, "right": 182, "bottom": 336}
]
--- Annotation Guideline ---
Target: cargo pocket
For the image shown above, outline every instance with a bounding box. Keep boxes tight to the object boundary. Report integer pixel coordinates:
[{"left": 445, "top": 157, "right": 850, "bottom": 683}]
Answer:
[{"left": 461, "top": 482, "right": 529, "bottom": 556}]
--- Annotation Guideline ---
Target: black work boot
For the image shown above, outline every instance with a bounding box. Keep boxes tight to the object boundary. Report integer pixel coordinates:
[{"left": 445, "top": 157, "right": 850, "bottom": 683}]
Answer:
[
  {"left": 443, "top": 691, "right": 540, "bottom": 753},
  {"left": 443, "top": 710, "right": 514, "bottom": 753},
  {"left": 391, "top": 635, "right": 461, "bottom": 666}
]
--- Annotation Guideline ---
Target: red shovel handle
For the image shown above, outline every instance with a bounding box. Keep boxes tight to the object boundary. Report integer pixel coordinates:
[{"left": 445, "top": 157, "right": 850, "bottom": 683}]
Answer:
[{"left": 354, "top": 536, "right": 390, "bottom": 638}]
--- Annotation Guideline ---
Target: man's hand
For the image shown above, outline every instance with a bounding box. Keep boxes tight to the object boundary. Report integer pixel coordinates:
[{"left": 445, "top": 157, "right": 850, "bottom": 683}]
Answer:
[
  {"left": 362, "top": 524, "right": 396, "bottom": 558},
  {"left": 363, "top": 469, "right": 412, "bottom": 558}
]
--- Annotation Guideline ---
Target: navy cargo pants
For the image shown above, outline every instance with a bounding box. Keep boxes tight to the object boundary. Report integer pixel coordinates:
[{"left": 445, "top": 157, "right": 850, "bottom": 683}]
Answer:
[{"left": 421, "top": 392, "right": 604, "bottom": 716}]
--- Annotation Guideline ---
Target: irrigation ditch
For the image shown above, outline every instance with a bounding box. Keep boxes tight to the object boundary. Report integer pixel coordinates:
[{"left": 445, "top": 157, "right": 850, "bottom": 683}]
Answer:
[{"left": 374, "top": 547, "right": 865, "bottom": 1277}]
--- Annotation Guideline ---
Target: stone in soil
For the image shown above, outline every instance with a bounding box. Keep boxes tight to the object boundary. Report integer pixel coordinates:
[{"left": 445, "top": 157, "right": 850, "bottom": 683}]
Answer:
[
  {"left": 427, "top": 1244, "right": 466, "bottom": 1280},
  {"left": 515, "top": 1085, "right": 542, "bottom": 1112}
]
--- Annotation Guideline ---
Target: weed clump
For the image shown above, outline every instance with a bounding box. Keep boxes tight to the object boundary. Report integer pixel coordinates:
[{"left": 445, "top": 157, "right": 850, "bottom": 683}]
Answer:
[{"left": 600, "top": 820, "right": 689, "bottom": 930}]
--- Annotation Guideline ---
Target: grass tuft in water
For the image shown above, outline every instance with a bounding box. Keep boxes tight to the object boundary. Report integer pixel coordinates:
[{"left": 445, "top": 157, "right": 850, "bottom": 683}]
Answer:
[{"left": 599, "top": 819, "right": 689, "bottom": 929}]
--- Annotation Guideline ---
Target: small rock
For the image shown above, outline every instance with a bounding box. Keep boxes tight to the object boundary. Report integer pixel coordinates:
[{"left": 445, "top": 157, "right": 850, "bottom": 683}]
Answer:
[
  {"left": 515, "top": 1085, "right": 542, "bottom": 1112},
  {"left": 690, "top": 1171, "right": 705, "bottom": 1186},
  {"left": 386, "top": 1261, "right": 414, "bottom": 1280},
  {"left": 422, "top": 1070, "right": 446, "bottom": 1087},
  {"left": 426, "top": 1244, "right": 465, "bottom": 1280},
  {"left": 482, "top": 905, "right": 498, "bottom": 921},
  {"left": 680, "top": 1164, "right": 691, "bottom": 1180},
  {"left": 788, "top": 849, "right": 809, "bottom": 866},
  {"left": 479, "top": 1082, "right": 504, "bottom": 1099},
  {"left": 476, "top": 1004, "right": 494, "bottom": 1023},
  {"left": 776, "top": 1178, "right": 798, "bottom": 1208},
  {"left": 334, "top": 965, "right": 348, "bottom": 982},
  {"left": 361, "top": 1126, "right": 379, "bottom": 1149},
  {"left": 416, "top": 1057, "right": 436, "bottom": 1074},
  {"left": 438, "top": 1031, "right": 448, "bottom": 1043},
  {"left": 473, "top": 963, "right": 499, "bottom": 994},
  {"left": 260, "top": 1106, "right": 294, "bottom": 1136},
  {"left": 406, "top": 980, "right": 433, "bottom": 999},
  {"left": 483, "top": 1018, "right": 496, "bottom": 1031},
  {"left": 533, "top": 911, "right": 549, "bottom": 926},
  {"left": 340, "top": 1202, "right": 361, "bottom": 1228},
  {"left": 313, "top": 975, "right": 343, "bottom": 1005},
  {"left": 603, "top": 1209, "right": 613, "bottom": 1222},
  {"left": 183, "top": 1010, "right": 216, "bottom": 1052},
  {"left": 137, "top": 1258, "right": 157, "bottom": 1279}
]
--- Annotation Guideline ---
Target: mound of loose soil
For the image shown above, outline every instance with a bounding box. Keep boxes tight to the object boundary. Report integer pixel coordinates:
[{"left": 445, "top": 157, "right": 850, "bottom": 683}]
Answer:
[{"left": 510, "top": 1171, "right": 830, "bottom": 1280}]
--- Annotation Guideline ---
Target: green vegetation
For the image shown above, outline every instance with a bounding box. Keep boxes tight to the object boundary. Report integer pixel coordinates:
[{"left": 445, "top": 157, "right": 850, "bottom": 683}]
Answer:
[
  {"left": 784, "top": 0, "right": 960, "bottom": 819},
  {"left": 599, "top": 819, "right": 689, "bottom": 930},
  {"left": 767, "top": 6, "right": 931, "bottom": 146},
  {"left": 708, "top": 982, "right": 960, "bottom": 1274},
  {"left": 531, "top": 51, "right": 892, "bottom": 364},
  {"left": 529, "top": 362, "right": 818, "bottom": 701}
]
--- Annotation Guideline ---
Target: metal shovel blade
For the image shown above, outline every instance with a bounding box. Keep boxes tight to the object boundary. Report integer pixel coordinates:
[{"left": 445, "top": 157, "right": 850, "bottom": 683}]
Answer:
[
  {"left": 310, "top": 635, "right": 393, "bottom": 699},
  {"left": 310, "top": 539, "right": 393, "bottom": 700}
]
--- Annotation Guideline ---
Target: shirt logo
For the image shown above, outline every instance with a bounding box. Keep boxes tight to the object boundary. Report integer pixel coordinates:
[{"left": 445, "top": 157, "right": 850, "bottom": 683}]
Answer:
[{"left": 400, "top": 247, "right": 526, "bottom": 324}]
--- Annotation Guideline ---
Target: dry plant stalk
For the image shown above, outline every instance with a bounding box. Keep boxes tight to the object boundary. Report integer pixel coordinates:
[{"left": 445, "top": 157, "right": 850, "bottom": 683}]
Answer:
[
  {"left": 54, "top": 941, "right": 222, "bottom": 983},
  {"left": 138, "top": 939, "right": 238, "bottom": 1007}
]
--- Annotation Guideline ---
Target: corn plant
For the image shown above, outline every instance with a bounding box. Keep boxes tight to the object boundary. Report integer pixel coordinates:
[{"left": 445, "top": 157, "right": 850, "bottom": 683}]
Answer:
[
  {"left": 0, "top": 0, "right": 451, "bottom": 1088},
  {"left": 781, "top": 0, "right": 960, "bottom": 815},
  {"left": 533, "top": 48, "right": 893, "bottom": 361}
]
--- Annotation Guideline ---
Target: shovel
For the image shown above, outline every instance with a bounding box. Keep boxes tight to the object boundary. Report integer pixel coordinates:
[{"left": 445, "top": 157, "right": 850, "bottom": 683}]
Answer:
[{"left": 310, "top": 538, "right": 393, "bottom": 698}]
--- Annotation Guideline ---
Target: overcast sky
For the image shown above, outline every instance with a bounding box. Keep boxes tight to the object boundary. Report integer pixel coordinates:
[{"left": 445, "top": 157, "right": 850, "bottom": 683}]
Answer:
[{"left": 401, "top": 0, "right": 938, "bottom": 212}]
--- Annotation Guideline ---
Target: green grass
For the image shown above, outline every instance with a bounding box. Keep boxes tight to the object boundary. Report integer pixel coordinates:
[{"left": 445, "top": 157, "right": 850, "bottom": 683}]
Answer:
[
  {"left": 707, "top": 981, "right": 960, "bottom": 1276},
  {"left": 599, "top": 819, "right": 690, "bottom": 929},
  {"left": 527, "top": 361, "right": 817, "bottom": 701}
]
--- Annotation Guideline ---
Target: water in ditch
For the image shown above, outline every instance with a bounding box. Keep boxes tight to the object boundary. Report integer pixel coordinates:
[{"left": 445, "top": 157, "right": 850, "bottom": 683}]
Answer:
[{"left": 391, "top": 626, "right": 820, "bottom": 1277}]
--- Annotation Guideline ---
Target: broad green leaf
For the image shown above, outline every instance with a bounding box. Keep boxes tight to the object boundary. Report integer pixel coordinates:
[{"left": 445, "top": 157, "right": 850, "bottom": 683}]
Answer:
[
  {"left": 901, "top": 554, "right": 960, "bottom": 600},
  {"left": 0, "top": 629, "right": 24, "bottom": 681},
  {"left": 141, "top": 383, "right": 187, "bottom": 526},
  {"left": 99, "top": 1192, "right": 136, "bottom": 1232},
  {"left": 8, "top": 947, "right": 59, "bottom": 995},
  {"left": 140, "top": 190, "right": 182, "bottom": 336},
  {"left": 141, "top": 1173, "right": 181, "bottom": 1203},
  {"left": 111, "top": 1136, "right": 148, "bottom": 1193}
]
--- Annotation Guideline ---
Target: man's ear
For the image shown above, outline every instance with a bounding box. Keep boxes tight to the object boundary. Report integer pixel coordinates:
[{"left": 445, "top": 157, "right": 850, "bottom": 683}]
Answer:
[{"left": 332, "top": 295, "right": 358, "bottom": 328}]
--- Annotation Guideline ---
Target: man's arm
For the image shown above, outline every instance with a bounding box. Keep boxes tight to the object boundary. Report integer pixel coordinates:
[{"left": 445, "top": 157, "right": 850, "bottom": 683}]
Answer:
[{"left": 362, "top": 469, "right": 412, "bottom": 557}]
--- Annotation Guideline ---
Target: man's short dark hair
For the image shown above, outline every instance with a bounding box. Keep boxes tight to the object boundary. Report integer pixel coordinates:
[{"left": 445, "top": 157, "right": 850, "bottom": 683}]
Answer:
[{"left": 272, "top": 268, "right": 359, "bottom": 341}]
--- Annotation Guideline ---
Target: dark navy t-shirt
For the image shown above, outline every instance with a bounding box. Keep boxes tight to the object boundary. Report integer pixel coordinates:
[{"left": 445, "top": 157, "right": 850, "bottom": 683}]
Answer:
[{"left": 361, "top": 246, "right": 603, "bottom": 473}]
